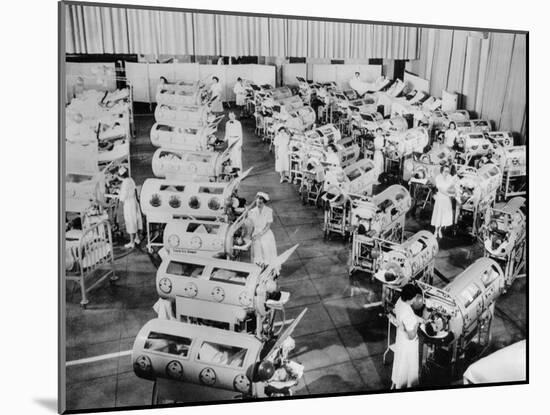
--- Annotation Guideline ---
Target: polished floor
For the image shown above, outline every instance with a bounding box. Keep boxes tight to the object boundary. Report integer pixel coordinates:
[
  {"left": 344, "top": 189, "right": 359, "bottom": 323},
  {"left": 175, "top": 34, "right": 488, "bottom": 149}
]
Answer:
[{"left": 64, "top": 108, "right": 527, "bottom": 411}]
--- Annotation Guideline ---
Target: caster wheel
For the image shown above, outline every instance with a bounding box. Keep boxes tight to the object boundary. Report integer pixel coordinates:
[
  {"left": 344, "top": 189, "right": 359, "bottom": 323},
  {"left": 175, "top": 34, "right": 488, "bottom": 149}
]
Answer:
[{"left": 80, "top": 303, "right": 88, "bottom": 310}]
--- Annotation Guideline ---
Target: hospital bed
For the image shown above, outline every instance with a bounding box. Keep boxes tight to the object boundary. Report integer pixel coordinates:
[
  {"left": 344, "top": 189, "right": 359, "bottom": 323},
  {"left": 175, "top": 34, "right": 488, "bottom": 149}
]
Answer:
[
  {"left": 416, "top": 258, "right": 505, "bottom": 379},
  {"left": 454, "top": 164, "right": 502, "bottom": 237},
  {"left": 67, "top": 86, "right": 134, "bottom": 138},
  {"left": 140, "top": 169, "right": 252, "bottom": 253},
  {"left": 481, "top": 196, "right": 526, "bottom": 288},
  {"left": 65, "top": 218, "right": 117, "bottom": 308},
  {"left": 348, "top": 185, "right": 411, "bottom": 275}
]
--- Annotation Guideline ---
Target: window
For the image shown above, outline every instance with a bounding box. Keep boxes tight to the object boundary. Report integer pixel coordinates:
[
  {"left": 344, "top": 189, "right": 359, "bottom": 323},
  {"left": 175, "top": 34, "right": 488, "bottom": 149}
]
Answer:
[
  {"left": 459, "top": 283, "right": 482, "bottom": 308},
  {"left": 186, "top": 222, "right": 221, "bottom": 235},
  {"left": 166, "top": 261, "right": 205, "bottom": 278},
  {"left": 198, "top": 186, "right": 223, "bottom": 195},
  {"left": 160, "top": 184, "right": 185, "bottom": 192},
  {"left": 209, "top": 268, "right": 249, "bottom": 286},
  {"left": 347, "top": 168, "right": 362, "bottom": 181},
  {"left": 197, "top": 341, "right": 247, "bottom": 367},
  {"left": 481, "top": 267, "right": 500, "bottom": 287},
  {"left": 159, "top": 151, "right": 182, "bottom": 160},
  {"left": 144, "top": 332, "right": 192, "bottom": 358}
]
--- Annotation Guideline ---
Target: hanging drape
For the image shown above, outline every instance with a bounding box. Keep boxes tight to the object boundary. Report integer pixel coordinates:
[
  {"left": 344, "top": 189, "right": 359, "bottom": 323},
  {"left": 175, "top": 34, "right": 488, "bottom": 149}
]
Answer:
[
  {"left": 407, "top": 28, "right": 527, "bottom": 142},
  {"left": 66, "top": 4, "right": 130, "bottom": 54},
  {"left": 64, "top": 4, "right": 419, "bottom": 59},
  {"left": 499, "top": 35, "right": 527, "bottom": 137}
]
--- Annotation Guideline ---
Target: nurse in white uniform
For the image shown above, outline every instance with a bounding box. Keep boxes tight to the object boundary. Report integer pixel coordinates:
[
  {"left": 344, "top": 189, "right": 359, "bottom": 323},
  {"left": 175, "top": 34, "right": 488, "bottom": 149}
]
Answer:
[
  {"left": 325, "top": 143, "right": 340, "bottom": 166},
  {"left": 349, "top": 71, "right": 369, "bottom": 96},
  {"left": 391, "top": 283, "right": 424, "bottom": 389},
  {"left": 118, "top": 166, "right": 143, "bottom": 248},
  {"left": 274, "top": 126, "right": 290, "bottom": 182},
  {"left": 444, "top": 121, "right": 459, "bottom": 148},
  {"left": 224, "top": 112, "right": 243, "bottom": 171},
  {"left": 209, "top": 76, "right": 223, "bottom": 113},
  {"left": 373, "top": 127, "right": 385, "bottom": 176},
  {"left": 233, "top": 77, "right": 247, "bottom": 116},
  {"left": 431, "top": 164, "right": 456, "bottom": 238},
  {"left": 249, "top": 192, "right": 278, "bottom": 270}
]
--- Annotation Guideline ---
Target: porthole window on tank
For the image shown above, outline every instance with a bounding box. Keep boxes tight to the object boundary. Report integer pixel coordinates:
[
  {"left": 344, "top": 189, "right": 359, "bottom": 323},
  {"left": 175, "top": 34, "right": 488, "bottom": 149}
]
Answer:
[
  {"left": 208, "top": 198, "right": 221, "bottom": 210},
  {"left": 169, "top": 195, "right": 181, "bottom": 209},
  {"left": 189, "top": 196, "right": 200, "bottom": 209},
  {"left": 150, "top": 194, "right": 161, "bottom": 207}
]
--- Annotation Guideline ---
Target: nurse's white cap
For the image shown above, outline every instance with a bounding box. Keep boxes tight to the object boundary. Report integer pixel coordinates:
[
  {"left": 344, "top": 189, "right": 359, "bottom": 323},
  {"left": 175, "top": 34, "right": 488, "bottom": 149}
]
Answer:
[{"left": 256, "top": 191, "right": 270, "bottom": 201}]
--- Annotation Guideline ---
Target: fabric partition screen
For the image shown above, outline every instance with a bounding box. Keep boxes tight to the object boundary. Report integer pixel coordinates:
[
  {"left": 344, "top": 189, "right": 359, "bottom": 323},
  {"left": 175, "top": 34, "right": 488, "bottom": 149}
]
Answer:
[
  {"left": 173, "top": 63, "right": 201, "bottom": 83},
  {"left": 283, "top": 64, "right": 307, "bottom": 86},
  {"left": 403, "top": 72, "right": 429, "bottom": 94},
  {"left": 124, "top": 61, "right": 151, "bottom": 102},
  {"left": 251, "top": 66, "right": 276, "bottom": 89},
  {"left": 312, "top": 65, "right": 338, "bottom": 84}
]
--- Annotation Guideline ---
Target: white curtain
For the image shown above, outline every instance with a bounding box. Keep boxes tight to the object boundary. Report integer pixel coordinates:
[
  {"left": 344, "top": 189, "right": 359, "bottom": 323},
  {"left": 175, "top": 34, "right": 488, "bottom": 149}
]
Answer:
[
  {"left": 65, "top": 4, "right": 420, "bottom": 60},
  {"left": 408, "top": 28, "right": 527, "bottom": 142},
  {"left": 65, "top": 5, "right": 130, "bottom": 54}
]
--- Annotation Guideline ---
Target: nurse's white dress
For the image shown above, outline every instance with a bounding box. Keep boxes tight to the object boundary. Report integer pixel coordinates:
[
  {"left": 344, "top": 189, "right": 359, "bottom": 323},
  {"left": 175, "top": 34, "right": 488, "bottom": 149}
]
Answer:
[
  {"left": 210, "top": 83, "right": 223, "bottom": 113},
  {"left": 391, "top": 298, "right": 420, "bottom": 389},
  {"left": 373, "top": 134, "right": 385, "bottom": 176},
  {"left": 431, "top": 173, "right": 455, "bottom": 227},
  {"left": 249, "top": 206, "right": 278, "bottom": 268},
  {"left": 444, "top": 129, "right": 459, "bottom": 147},
  {"left": 224, "top": 120, "right": 243, "bottom": 170},
  {"left": 233, "top": 82, "right": 247, "bottom": 106},
  {"left": 119, "top": 177, "right": 143, "bottom": 234},
  {"left": 274, "top": 131, "right": 290, "bottom": 173},
  {"left": 325, "top": 151, "right": 340, "bottom": 166}
]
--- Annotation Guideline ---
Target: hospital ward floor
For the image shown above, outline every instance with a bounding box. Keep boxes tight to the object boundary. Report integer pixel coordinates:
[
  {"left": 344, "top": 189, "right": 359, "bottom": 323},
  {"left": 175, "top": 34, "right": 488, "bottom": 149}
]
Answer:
[{"left": 64, "top": 108, "right": 527, "bottom": 411}]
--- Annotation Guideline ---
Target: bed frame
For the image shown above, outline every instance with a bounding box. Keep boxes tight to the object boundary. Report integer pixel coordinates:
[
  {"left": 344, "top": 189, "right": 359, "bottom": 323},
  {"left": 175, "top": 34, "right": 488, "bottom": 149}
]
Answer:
[{"left": 65, "top": 219, "right": 117, "bottom": 308}]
